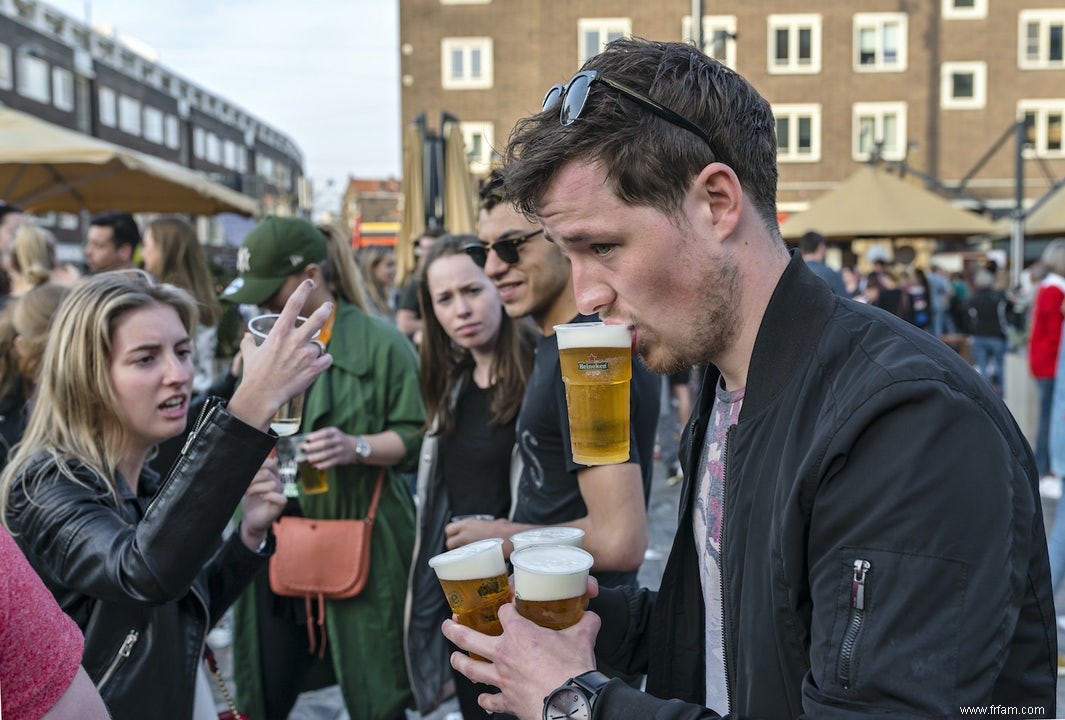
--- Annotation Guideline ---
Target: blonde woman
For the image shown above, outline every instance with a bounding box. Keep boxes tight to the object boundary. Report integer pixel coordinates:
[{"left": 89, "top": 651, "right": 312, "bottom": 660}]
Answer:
[
  {"left": 359, "top": 245, "right": 399, "bottom": 323},
  {"left": 5, "top": 225, "right": 79, "bottom": 297},
  {"left": 1, "top": 270, "right": 331, "bottom": 720}
]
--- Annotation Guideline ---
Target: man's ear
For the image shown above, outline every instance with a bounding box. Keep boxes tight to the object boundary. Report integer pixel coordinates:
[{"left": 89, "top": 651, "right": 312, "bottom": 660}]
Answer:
[
  {"left": 118, "top": 243, "right": 134, "bottom": 264},
  {"left": 692, "top": 162, "right": 743, "bottom": 239}
]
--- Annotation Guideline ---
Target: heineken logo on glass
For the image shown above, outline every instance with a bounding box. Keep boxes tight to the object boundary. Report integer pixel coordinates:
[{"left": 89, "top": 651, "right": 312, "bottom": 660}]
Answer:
[{"left": 578, "top": 354, "right": 610, "bottom": 371}]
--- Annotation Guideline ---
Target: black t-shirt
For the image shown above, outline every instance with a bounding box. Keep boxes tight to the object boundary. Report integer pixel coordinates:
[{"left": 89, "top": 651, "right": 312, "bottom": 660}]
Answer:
[
  {"left": 512, "top": 314, "right": 660, "bottom": 589},
  {"left": 397, "top": 278, "right": 421, "bottom": 317},
  {"left": 439, "top": 382, "right": 513, "bottom": 519}
]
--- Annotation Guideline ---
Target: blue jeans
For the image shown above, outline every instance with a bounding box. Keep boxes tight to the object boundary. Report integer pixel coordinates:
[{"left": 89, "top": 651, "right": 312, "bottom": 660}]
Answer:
[
  {"left": 969, "top": 336, "right": 1006, "bottom": 395},
  {"left": 1035, "top": 377, "right": 1055, "bottom": 478},
  {"left": 1048, "top": 507, "right": 1065, "bottom": 594}
]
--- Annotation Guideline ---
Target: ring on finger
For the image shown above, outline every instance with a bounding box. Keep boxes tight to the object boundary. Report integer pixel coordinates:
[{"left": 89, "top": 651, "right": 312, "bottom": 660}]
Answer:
[{"left": 311, "top": 339, "right": 326, "bottom": 357}]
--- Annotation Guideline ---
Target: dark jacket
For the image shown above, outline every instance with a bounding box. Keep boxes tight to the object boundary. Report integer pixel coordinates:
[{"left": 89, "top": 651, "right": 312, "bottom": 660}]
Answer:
[
  {"left": 5, "top": 399, "right": 276, "bottom": 720},
  {"left": 590, "top": 255, "right": 1055, "bottom": 718}
]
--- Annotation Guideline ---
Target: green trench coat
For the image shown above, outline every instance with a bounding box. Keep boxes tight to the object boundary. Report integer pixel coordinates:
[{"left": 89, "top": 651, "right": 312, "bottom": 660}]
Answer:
[{"left": 232, "top": 301, "right": 424, "bottom": 720}]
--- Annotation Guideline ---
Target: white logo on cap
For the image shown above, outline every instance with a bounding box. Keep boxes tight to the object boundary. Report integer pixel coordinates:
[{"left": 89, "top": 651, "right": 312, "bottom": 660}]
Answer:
[
  {"left": 289, "top": 255, "right": 304, "bottom": 267},
  {"left": 236, "top": 247, "right": 251, "bottom": 273},
  {"left": 222, "top": 277, "right": 244, "bottom": 296}
]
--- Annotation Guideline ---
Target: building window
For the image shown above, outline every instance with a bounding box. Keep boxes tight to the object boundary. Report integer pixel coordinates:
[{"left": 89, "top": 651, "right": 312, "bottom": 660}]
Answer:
[
  {"left": 193, "top": 127, "right": 206, "bottom": 159},
  {"left": 774, "top": 104, "right": 821, "bottom": 162},
  {"left": 51, "top": 66, "right": 74, "bottom": 111},
  {"left": 205, "top": 133, "right": 222, "bottom": 165},
  {"left": 459, "top": 121, "right": 495, "bottom": 172},
  {"left": 682, "top": 15, "right": 737, "bottom": 69},
  {"left": 17, "top": 53, "right": 50, "bottom": 104},
  {"left": 143, "top": 106, "right": 164, "bottom": 144},
  {"left": 578, "top": 18, "right": 631, "bottom": 65},
  {"left": 942, "top": 0, "right": 987, "bottom": 20},
  {"left": 0, "top": 44, "right": 13, "bottom": 91},
  {"left": 941, "top": 62, "right": 986, "bottom": 110},
  {"left": 441, "top": 37, "right": 493, "bottom": 89},
  {"left": 99, "top": 86, "right": 116, "bottom": 127},
  {"left": 118, "top": 95, "right": 141, "bottom": 135},
  {"left": 1020, "top": 100, "right": 1065, "bottom": 157},
  {"left": 1020, "top": 10, "right": 1065, "bottom": 69},
  {"left": 853, "top": 102, "right": 907, "bottom": 161},
  {"left": 767, "top": 14, "right": 821, "bottom": 74},
  {"left": 854, "top": 13, "right": 907, "bottom": 72},
  {"left": 164, "top": 115, "right": 180, "bottom": 149}
]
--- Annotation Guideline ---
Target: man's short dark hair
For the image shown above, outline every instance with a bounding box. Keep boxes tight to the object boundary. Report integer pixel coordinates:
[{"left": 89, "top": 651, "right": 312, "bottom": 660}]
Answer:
[
  {"left": 0, "top": 202, "right": 22, "bottom": 223},
  {"left": 89, "top": 211, "right": 141, "bottom": 250},
  {"left": 504, "top": 37, "right": 779, "bottom": 235},
  {"left": 479, "top": 169, "right": 507, "bottom": 213},
  {"left": 799, "top": 231, "right": 826, "bottom": 255}
]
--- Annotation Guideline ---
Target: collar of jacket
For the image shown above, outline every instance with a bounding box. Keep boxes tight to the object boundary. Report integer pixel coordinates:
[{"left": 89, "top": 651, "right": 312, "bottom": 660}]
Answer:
[{"left": 320, "top": 300, "right": 373, "bottom": 377}]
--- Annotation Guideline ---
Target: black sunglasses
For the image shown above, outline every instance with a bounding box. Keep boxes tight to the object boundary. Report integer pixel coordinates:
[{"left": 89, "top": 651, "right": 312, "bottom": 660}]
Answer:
[
  {"left": 463, "top": 228, "right": 544, "bottom": 267},
  {"left": 542, "top": 70, "right": 717, "bottom": 159}
]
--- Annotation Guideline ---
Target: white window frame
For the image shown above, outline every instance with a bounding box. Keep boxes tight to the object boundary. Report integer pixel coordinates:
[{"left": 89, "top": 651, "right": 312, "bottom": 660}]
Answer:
[
  {"left": 441, "top": 37, "right": 493, "bottom": 90},
  {"left": 205, "top": 133, "right": 222, "bottom": 165},
  {"left": 767, "top": 14, "right": 821, "bottom": 75},
  {"left": 51, "top": 66, "right": 74, "bottom": 111},
  {"left": 578, "top": 18, "right": 632, "bottom": 66},
  {"left": 459, "top": 121, "right": 495, "bottom": 173},
  {"left": 852, "top": 102, "right": 908, "bottom": 161},
  {"left": 117, "top": 95, "right": 141, "bottom": 135},
  {"left": 773, "top": 103, "right": 821, "bottom": 163},
  {"left": 853, "top": 13, "right": 908, "bottom": 72},
  {"left": 16, "top": 53, "right": 50, "bottom": 104},
  {"left": 0, "top": 44, "right": 13, "bottom": 91},
  {"left": 942, "top": 0, "right": 987, "bottom": 20},
  {"left": 1019, "top": 99, "right": 1065, "bottom": 158},
  {"left": 143, "top": 106, "right": 164, "bottom": 144},
  {"left": 164, "top": 115, "right": 180, "bottom": 149},
  {"left": 940, "top": 61, "right": 986, "bottom": 110},
  {"left": 1019, "top": 9, "right": 1065, "bottom": 70},
  {"left": 682, "top": 15, "right": 738, "bottom": 69},
  {"left": 98, "top": 86, "right": 116, "bottom": 127},
  {"left": 193, "top": 127, "right": 206, "bottom": 159}
]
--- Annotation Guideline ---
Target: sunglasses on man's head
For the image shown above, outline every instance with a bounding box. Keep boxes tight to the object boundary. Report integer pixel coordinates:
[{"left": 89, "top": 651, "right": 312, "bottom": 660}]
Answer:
[
  {"left": 463, "top": 228, "right": 544, "bottom": 268},
  {"left": 542, "top": 70, "right": 718, "bottom": 159}
]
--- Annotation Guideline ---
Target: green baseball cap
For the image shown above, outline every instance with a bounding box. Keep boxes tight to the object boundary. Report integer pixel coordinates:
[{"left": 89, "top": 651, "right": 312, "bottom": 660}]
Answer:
[{"left": 221, "top": 215, "right": 327, "bottom": 305}]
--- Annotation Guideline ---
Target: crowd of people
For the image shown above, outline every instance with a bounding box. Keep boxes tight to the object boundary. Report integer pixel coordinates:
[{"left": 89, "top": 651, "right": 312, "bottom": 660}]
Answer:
[{"left": 0, "top": 34, "right": 1060, "bottom": 720}]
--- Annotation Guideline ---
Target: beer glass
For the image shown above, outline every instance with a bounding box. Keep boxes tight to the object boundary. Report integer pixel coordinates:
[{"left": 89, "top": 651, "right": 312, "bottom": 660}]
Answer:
[
  {"left": 511, "top": 544, "right": 594, "bottom": 630},
  {"left": 554, "top": 322, "right": 632, "bottom": 465},
  {"left": 428, "top": 538, "right": 509, "bottom": 660},
  {"left": 247, "top": 314, "right": 318, "bottom": 437},
  {"left": 510, "top": 526, "right": 585, "bottom": 552},
  {"left": 290, "top": 433, "right": 329, "bottom": 495}
]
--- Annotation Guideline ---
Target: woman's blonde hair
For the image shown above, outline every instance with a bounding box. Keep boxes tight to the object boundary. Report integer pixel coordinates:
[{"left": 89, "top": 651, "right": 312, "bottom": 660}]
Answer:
[
  {"left": 145, "top": 216, "right": 222, "bottom": 326},
  {"left": 12, "top": 283, "right": 71, "bottom": 395},
  {"left": 0, "top": 271, "right": 197, "bottom": 524},
  {"left": 9, "top": 225, "right": 56, "bottom": 290},
  {"left": 358, "top": 246, "right": 395, "bottom": 317},
  {"left": 315, "top": 223, "right": 368, "bottom": 312}
]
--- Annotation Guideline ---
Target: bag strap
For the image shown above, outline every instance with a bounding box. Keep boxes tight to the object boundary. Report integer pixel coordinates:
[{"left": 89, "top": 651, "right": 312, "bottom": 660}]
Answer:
[
  {"left": 364, "top": 467, "right": 385, "bottom": 523},
  {"left": 204, "top": 646, "right": 246, "bottom": 720}
]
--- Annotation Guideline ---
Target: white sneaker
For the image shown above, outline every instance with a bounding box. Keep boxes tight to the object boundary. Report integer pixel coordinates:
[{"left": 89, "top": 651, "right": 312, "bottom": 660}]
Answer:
[{"left": 1039, "top": 475, "right": 1062, "bottom": 500}]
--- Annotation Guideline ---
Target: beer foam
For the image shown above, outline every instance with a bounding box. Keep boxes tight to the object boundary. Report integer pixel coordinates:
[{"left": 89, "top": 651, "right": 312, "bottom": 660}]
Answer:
[
  {"left": 511, "top": 545, "right": 593, "bottom": 601},
  {"left": 510, "top": 526, "right": 585, "bottom": 551},
  {"left": 428, "top": 538, "right": 507, "bottom": 581},
  {"left": 553, "top": 322, "right": 631, "bottom": 350}
]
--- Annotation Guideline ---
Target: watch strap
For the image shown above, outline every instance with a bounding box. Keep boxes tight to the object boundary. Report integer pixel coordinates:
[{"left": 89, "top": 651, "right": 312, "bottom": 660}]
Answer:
[{"left": 569, "top": 670, "right": 611, "bottom": 697}]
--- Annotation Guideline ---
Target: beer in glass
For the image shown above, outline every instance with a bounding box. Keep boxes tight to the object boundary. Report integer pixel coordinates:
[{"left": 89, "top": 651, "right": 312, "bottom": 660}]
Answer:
[
  {"left": 247, "top": 314, "right": 319, "bottom": 437},
  {"left": 510, "top": 526, "right": 585, "bottom": 552},
  {"left": 290, "top": 434, "right": 329, "bottom": 495},
  {"left": 554, "top": 322, "right": 632, "bottom": 465},
  {"left": 511, "top": 545, "right": 593, "bottom": 630},
  {"left": 428, "top": 538, "right": 509, "bottom": 659}
]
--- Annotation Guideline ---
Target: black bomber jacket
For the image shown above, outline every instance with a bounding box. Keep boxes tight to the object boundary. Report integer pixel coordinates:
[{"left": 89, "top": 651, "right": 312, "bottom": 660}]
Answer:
[
  {"left": 588, "top": 254, "right": 1056, "bottom": 718},
  {"left": 6, "top": 399, "right": 277, "bottom": 720}
]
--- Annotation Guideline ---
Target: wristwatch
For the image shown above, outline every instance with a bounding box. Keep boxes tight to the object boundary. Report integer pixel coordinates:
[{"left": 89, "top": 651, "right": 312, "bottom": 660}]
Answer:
[
  {"left": 353, "top": 435, "right": 372, "bottom": 462},
  {"left": 542, "top": 670, "right": 610, "bottom": 720}
]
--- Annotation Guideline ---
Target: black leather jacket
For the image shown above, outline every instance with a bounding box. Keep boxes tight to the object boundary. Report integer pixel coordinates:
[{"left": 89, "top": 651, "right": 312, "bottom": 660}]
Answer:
[
  {"left": 6, "top": 399, "right": 277, "bottom": 720},
  {"left": 589, "top": 255, "right": 1056, "bottom": 718}
]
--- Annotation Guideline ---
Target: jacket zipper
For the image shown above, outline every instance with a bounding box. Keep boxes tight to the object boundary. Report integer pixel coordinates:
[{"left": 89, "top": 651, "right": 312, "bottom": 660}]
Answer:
[
  {"left": 95, "top": 629, "right": 139, "bottom": 691},
  {"left": 838, "top": 558, "right": 870, "bottom": 689},
  {"left": 179, "top": 398, "right": 219, "bottom": 457},
  {"left": 719, "top": 427, "right": 733, "bottom": 711}
]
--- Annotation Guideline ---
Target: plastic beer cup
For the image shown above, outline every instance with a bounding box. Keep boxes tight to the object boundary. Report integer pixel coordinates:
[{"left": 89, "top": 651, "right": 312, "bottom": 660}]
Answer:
[
  {"left": 510, "top": 526, "right": 585, "bottom": 552},
  {"left": 247, "top": 314, "right": 319, "bottom": 437},
  {"left": 427, "top": 538, "right": 509, "bottom": 660},
  {"left": 290, "top": 434, "right": 329, "bottom": 495},
  {"left": 511, "top": 544, "right": 594, "bottom": 630},
  {"left": 553, "top": 322, "right": 632, "bottom": 465}
]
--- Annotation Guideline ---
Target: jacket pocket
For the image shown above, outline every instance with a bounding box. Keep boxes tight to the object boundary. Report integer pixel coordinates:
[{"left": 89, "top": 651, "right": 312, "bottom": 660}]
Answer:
[
  {"left": 94, "top": 629, "right": 140, "bottom": 692},
  {"left": 837, "top": 558, "right": 869, "bottom": 689}
]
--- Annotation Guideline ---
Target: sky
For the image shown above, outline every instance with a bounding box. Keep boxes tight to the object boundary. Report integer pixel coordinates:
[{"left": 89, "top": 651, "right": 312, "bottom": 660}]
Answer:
[{"left": 46, "top": 0, "right": 402, "bottom": 212}]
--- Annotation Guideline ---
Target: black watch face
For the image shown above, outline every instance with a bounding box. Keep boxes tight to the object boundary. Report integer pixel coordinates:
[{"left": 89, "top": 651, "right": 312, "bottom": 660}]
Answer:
[{"left": 545, "top": 687, "right": 591, "bottom": 720}]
